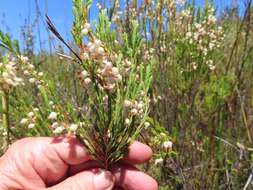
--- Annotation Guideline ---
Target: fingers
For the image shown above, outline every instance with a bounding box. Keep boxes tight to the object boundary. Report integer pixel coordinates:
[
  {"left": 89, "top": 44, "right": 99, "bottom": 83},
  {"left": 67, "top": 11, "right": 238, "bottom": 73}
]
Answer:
[
  {"left": 69, "top": 160, "right": 102, "bottom": 175},
  {"left": 68, "top": 140, "right": 153, "bottom": 177},
  {"left": 123, "top": 141, "right": 153, "bottom": 164},
  {"left": 1, "top": 137, "right": 90, "bottom": 186},
  {"left": 47, "top": 169, "right": 114, "bottom": 190},
  {"left": 111, "top": 163, "right": 158, "bottom": 190},
  {"left": 69, "top": 140, "right": 153, "bottom": 175}
]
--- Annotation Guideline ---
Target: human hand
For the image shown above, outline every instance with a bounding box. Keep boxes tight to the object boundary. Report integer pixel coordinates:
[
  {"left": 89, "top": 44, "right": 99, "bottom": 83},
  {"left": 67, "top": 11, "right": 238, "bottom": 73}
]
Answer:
[{"left": 0, "top": 137, "right": 158, "bottom": 190}]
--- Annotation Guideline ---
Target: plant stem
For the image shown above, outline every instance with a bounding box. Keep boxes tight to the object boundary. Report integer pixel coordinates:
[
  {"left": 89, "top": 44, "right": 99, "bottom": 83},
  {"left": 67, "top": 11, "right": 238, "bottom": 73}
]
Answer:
[{"left": 1, "top": 90, "right": 10, "bottom": 150}]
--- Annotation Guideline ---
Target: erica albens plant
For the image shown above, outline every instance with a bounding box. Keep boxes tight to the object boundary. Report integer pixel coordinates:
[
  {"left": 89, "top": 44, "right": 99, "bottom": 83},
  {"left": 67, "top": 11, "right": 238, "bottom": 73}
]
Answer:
[
  {"left": 0, "top": 31, "right": 46, "bottom": 150},
  {"left": 46, "top": 0, "right": 153, "bottom": 169}
]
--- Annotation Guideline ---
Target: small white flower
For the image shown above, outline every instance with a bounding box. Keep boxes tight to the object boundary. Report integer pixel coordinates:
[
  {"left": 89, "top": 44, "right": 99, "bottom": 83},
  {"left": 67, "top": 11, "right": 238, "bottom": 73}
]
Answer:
[
  {"left": 94, "top": 39, "right": 102, "bottom": 47},
  {"left": 81, "top": 70, "right": 89, "bottom": 78},
  {"left": 103, "top": 60, "right": 113, "bottom": 70},
  {"left": 38, "top": 72, "right": 44, "bottom": 76},
  {"left": 33, "top": 108, "right": 39, "bottom": 112},
  {"left": 2, "top": 72, "right": 9, "bottom": 78},
  {"left": 125, "top": 118, "right": 130, "bottom": 125},
  {"left": 124, "top": 100, "right": 132, "bottom": 108},
  {"left": 79, "top": 122, "right": 85, "bottom": 127},
  {"left": 20, "top": 118, "right": 28, "bottom": 125},
  {"left": 162, "top": 140, "right": 173, "bottom": 149},
  {"left": 24, "top": 70, "right": 29, "bottom": 75},
  {"left": 130, "top": 108, "right": 138, "bottom": 115},
  {"left": 29, "top": 78, "right": 36, "bottom": 83},
  {"left": 97, "top": 47, "right": 105, "bottom": 55},
  {"left": 52, "top": 122, "right": 59, "bottom": 129},
  {"left": 96, "top": 2, "right": 102, "bottom": 9},
  {"left": 69, "top": 124, "right": 78, "bottom": 132},
  {"left": 28, "top": 123, "right": 35, "bottom": 129},
  {"left": 83, "top": 52, "right": 89, "bottom": 60},
  {"left": 53, "top": 126, "right": 64, "bottom": 134},
  {"left": 81, "top": 28, "right": 89, "bottom": 35},
  {"left": 20, "top": 55, "right": 29, "bottom": 63},
  {"left": 160, "top": 132, "right": 166, "bottom": 136},
  {"left": 84, "top": 23, "right": 91, "bottom": 30},
  {"left": 28, "top": 64, "right": 35, "bottom": 69},
  {"left": 49, "top": 101, "right": 54, "bottom": 106},
  {"left": 112, "top": 67, "right": 119, "bottom": 75},
  {"left": 154, "top": 158, "right": 163, "bottom": 165},
  {"left": 209, "top": 64, "right": 216, "bottom": 71},
  {"left": 28, "top": 112, "right": 35, "bottom": 118},
  {"left": 115, "top": 74, "right": 122, "bottom": 82},
  {"left": 48, "top": 112, "right": 58, "bottom": 120},
  {"left": 186, "top": 31, "right": 192, "bottom": 38},
  {"left": 137, "top": 102, "right": 144, "bottom": 109},
  {"left": 84, "top": 78, "right": 92, "bottom": 85},
  {"left": 144, "top": 122, "right": 150, "bottom": 129}
]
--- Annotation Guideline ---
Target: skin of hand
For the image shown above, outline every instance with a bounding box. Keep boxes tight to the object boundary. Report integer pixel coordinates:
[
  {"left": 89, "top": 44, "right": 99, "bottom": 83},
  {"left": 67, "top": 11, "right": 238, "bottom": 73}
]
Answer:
[{"left": 0, "top": 137, "right": 158, "bottom": 190}]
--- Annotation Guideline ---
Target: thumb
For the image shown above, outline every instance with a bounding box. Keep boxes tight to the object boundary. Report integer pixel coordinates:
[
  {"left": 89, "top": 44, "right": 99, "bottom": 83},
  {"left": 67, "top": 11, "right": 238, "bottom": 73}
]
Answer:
[{"left": 47, "top": 169, "right": 115, "bottom": 190}]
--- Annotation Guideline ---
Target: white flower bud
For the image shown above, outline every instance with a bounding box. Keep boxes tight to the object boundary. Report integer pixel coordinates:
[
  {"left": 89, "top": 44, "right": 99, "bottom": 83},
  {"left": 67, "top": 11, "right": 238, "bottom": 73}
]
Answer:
[
  {"left": 162, "top": 140, "right": 173, "bottom": 149},
  {"left": 52, "top": 122, "right": 59, "bottom": 129},
  {"left": 124, "top": 100, "right": 132, "bottom": 108},
  {"left": 28, "top": 123, "right": 35, "bottom": 129},
  {"left": 97, "top": 47, "right": 105, "bottom": 55},
  {"left": 83, "top": 52, "right": 89, "bottom": 60},
  {"left": 2, "top": 72, "right": 8, "bottom": 78},
  {"left": 81, "top": 70, "right": 89, "bottom": 78},
  {"left": 69, "top": 124, "right": 78, "bottom": 132},
  {"left": 137, "top": 102, "right": 144, "bottom": 109},
  {"left": 154, "top": 158, "right": 163, "bottom": 165},
  {"left": 20, "top": 118, "right": 28, "bottom": 125},
  {"left": 24, "top": 70, "right": 29, "bottom": 75},
  {"left": 84, "top": 78, "right": 92, "bottom": 85},
  {"left": 130, "top": 108, "right": 138, "bottom": 115},
  {"left": 53, "top": 126, "right": 64, "bottom": 134},
  {"left": 81, "top": 28, "right": 89, "bottom": 35},
  {"left": 84, "top": 23, "right": 91, "bottom": 30},
  {"left": 115, "top": 74, "right": 122, "bottom": 82},
  {"left": 29, "top": 78, "right": 36, "bottom": 83},
  {"left": 94, "top": 39, "right": 102, "bottom": 47},
  {"left": 28, "top": 64, "right": 35, "bottom": 69},
  {"left": 33, "top": 108, "right": 39, "bottom": 112},
  {"left": 144, "top": 122, "right": 150, "bottom": 128},
  {"left": 28, "top": 112, "right": 35, "bottom": 118},
  {"left": 104, "top": 61, "right": 113, "bottom": 70},
  {"left": 125, "top": 118, "right": 131, "bottom": 125},
  {"left": 112, "top": 67, "right": 119, "bottom": 75},
  {"left": 38, "top": 72, "right": 44, "bottom": 76},
  {"left": 48, "top": 112, "right": 58, "bottom": 120}
]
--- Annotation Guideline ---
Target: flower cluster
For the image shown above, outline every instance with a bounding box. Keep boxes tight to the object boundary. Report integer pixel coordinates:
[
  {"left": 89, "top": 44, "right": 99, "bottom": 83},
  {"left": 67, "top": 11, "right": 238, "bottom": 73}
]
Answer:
[
  {"left": 51, "top": 122, "right": 81, "bottom": 135},
  {"left": 179, "top": 7, "right": 224, "bottom": 71},
  {"left": 20, "top": 108, "right": 39, "bottom": 129},
  {"left": 124, "top": 99, "right": 146, "bottom": 124},
  {"left": 81, "top": 22, "right": 91, "bottom": 36},
  {"left": 19, "top": 55, "right": 45, "bottom": 88},
  {"left": 79, "top": 37, "right": 124, "bottom": 91},
  {"left": 86, "top": 38, "right": 105, "bottom": 59},
  {"left": 45, "top": 101, "right": 82, "bottom": 134},
  {"left": 97, "top": 59, "right": 122, "bottom": 90},
  {"left": 0, "top": 56, "right": 24, "bottom": 91}
]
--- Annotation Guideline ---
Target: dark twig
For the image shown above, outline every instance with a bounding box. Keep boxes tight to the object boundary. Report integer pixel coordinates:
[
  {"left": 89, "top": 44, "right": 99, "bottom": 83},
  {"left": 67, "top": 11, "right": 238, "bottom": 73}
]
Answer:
[{"left": 45, "top": 15, "right": 82, "bottom": 63}]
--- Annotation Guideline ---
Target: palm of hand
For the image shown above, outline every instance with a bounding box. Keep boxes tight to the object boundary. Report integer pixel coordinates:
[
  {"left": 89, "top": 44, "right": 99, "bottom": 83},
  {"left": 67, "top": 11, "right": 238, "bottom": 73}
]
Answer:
[{"left": 0, "top": 137, "right": 158, "bottom": 190}]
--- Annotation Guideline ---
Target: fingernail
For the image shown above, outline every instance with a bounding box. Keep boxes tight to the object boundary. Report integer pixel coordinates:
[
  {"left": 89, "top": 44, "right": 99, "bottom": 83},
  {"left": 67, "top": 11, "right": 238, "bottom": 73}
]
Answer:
[{"left": 94, "top": 170, "right": 114, "bottom": 190}]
